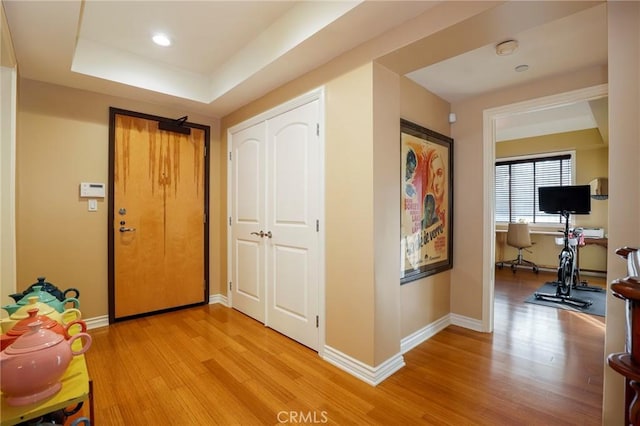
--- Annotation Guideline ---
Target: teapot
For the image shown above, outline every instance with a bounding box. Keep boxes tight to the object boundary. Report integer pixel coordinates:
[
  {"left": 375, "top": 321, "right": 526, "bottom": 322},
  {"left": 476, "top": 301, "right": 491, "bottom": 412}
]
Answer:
[
  {"left": 0, "top": 308, "right": 87, "bottom": 350},
  {"left": 8, "top": 276, "right": 80, "bottom": 303},
  {"left": 0, "top": 320, "right": 91, "bottom": 406},
  {"left": 0, "top": 297, "right": 81, "bottom": 333},
  {"left": 2, "top": 287, "right": 80, "bottom": 315}
]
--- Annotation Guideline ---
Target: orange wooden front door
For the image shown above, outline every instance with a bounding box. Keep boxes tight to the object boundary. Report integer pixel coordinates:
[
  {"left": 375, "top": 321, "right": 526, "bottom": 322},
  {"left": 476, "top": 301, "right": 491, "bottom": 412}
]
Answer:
[{"left": 109, "top": 109, "right": 209, "bottom": 321}]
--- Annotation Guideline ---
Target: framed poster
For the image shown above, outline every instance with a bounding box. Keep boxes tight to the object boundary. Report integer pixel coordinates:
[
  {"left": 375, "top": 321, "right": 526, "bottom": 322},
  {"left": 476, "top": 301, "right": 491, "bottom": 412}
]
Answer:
[{"left": 400, "top": 119, "right": 453, "bottom": 284}]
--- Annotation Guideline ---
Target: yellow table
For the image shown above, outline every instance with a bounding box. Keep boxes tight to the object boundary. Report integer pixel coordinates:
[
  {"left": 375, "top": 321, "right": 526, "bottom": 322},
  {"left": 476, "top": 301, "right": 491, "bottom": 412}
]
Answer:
[{"left": 0, "top": 354, "right": 91, "bottom": 426}]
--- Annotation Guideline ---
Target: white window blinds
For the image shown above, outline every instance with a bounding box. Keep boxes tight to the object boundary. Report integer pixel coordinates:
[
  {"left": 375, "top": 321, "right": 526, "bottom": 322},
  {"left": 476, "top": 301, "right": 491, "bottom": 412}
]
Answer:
[{"left": 495, "top": 154, "right": 572, "bottom": 223}]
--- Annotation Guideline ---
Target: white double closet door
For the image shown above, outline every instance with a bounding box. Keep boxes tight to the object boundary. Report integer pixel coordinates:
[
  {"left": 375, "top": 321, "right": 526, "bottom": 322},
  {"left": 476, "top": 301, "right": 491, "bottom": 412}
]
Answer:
[{"left": 229, "top": 95, "right": 322, "bottom": 351}]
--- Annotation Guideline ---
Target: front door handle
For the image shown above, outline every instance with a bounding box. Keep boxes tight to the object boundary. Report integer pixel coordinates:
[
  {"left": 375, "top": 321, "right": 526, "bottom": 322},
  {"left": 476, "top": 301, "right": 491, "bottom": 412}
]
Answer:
[
  {"left": 251, "top": 231, "right": 265, "bottom": 238},
  {"left": 119, "top": 226, "right": 136, "bottom": 233},
  {"left": 265, "top": 231, "right": 272, "bottom": 238}
]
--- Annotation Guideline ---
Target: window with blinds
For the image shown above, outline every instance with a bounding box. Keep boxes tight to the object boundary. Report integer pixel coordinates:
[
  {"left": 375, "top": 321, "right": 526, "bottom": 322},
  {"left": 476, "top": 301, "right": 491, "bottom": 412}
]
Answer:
[{"left": 495, "top": 153, "right": 573, "bottom": 224}]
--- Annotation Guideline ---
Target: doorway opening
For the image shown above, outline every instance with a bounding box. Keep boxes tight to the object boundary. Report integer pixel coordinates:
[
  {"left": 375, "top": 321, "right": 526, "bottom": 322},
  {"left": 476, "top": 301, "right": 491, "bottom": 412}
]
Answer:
[{"left": 481, "top": 84, "right": 608, "bottom": 332}]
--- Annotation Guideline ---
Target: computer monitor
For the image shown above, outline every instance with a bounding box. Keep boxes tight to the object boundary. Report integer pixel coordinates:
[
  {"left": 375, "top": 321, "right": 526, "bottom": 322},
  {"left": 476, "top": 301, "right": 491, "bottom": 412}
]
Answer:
[{"left": 538, "top": 185, "right": 591, "bottom": 214}]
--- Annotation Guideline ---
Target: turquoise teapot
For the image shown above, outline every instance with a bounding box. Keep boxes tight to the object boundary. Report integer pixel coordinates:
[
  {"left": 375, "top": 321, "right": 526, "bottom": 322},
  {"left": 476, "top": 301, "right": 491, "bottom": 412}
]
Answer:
[
  {"left": 8, "top": 276, "right": 79, "bottom": 303},
  {"left": 2, "top": 286, "right": 80, "bottom": 315}
]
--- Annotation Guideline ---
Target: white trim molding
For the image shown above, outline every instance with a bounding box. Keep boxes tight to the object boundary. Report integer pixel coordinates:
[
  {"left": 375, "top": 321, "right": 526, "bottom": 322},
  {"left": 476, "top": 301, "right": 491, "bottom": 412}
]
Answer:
[
  {"left": 401, "top": 314, "right": 449, "bottom": 354},
  {"left": 0, "top": 64, "right": 17, "bottom": 299},
  {"left": 450, "top": 313, "right": 484, "bottom": 332},
  {"left": 400, "top": 313, "right": 483, "bottom": 354},
  {"left": 85, "top": 315, "right": 109, "bottom": 330},
  {"left": 322, "top": 345, "right": 405, "bottom": 386},
  {"left": 209, "top": 294, "right": 229, "bottom": 306}
]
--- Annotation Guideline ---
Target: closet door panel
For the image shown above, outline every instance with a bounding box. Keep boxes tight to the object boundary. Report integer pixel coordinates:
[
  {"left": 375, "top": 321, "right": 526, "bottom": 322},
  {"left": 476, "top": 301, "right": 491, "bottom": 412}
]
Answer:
[
  {"left": 230, "top": 122, "right": 266, "bottom": 322},
  {"left": 265, "top": 100, "right": 320, "bottom": 350}
]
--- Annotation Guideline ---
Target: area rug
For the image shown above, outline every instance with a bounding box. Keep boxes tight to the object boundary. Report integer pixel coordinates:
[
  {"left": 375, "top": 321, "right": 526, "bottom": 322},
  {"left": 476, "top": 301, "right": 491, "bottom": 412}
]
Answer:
[{"left": 524, "top": 282, "right": 606, "bottom": 317}]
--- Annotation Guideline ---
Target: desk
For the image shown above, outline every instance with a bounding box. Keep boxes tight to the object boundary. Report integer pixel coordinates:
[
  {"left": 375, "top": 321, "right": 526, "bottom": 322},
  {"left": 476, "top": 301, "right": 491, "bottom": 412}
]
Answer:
[
  {"left": 496, "top": 229, "right": 560, "bottom": 236},
  {"left": 496, "top": 230, "right": 608, "bottom": 272},
  {"left": 0, "top": 354, "right": 92, "bottom": 426},
  {"left": 584, "top": 237, "right": 608, "bottom": 248},
  {"left": 496, "top": 229, "right": 607, "bottom": 240}
]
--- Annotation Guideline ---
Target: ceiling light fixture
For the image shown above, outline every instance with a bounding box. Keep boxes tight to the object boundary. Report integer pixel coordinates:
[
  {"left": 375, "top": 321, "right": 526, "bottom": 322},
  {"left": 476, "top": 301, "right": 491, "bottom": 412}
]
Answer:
[
  {"left": 152, "top": 33, "right": 171, "bottom": 47},
  {"left": 495, "top": 39, "right": 518, "bottom": 56},
  {"left": 515, "top": 64, "right": 529, "bottom": 72}
]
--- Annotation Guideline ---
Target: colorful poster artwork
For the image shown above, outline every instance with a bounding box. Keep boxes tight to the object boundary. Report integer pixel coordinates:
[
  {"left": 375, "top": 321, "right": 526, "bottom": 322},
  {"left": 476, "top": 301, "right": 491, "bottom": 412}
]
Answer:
[{"left": 401, "top": 129, "right": 451, "bottom": 282}]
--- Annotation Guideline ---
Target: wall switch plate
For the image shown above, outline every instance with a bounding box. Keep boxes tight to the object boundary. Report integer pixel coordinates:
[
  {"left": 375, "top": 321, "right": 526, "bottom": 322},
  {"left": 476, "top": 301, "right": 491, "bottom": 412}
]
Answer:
[{"left": 88, "top": 199, "right": 98, "bottom": 212}]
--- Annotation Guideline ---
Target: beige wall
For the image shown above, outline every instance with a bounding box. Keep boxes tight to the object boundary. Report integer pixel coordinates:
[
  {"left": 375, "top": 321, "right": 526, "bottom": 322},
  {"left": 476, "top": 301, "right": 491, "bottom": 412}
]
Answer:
[
  {"left": 324, "top": 64, "right": 377, "bottom": 364},
  {"left": 372, "top": 63, "right": 402, "bottom": 365},
  {"left": 0, "top": 1, "right": 14, "bottom": 68},
  {"left": 398, "top": 77, "right": 452, "bottom": 339},
  {"left": 12, "top": 79, "right": 221, "bottom": 320},
  {"left": 496, "top": 128, "right": 609, "bottom": 271},
  {"left": 603, "top": 2, "right": 640, "bottom": 424}
]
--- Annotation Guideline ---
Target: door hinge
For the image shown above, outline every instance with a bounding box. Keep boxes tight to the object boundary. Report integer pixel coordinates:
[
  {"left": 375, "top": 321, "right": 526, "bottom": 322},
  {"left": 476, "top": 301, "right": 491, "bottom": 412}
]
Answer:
[
  {"left": 316, "top": 220, "right": 319, "bottom": 232},
  {"left": 316, "top": 315, "right": 319, "bottom": 328},
  {"left": 229, "top": 281, "right": 232, "bottom": 291},
  {"left": 229, "top": 152, "right": 232, "bottom": 161},
  {"left": 204, "top": 146, "right": 207, "bottom": 157},
  {"left": 316, "top": 123, "right": 319, "bottom": 136},
  {"left": 229, "top": 216, "right": 232, "bottom": 226}
]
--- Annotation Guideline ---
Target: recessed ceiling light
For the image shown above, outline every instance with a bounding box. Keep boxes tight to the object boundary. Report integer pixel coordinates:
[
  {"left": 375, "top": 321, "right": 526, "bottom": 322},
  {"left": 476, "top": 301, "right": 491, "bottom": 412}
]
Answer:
[
  {"left": 496, "top": 39, "right": 518, "bottom": 56},
  {"left": 515, "top": 64, "right": 529, "bottom": 72},
  {"left": 152, "top": 33, "right": 171, "bottom": 47}
]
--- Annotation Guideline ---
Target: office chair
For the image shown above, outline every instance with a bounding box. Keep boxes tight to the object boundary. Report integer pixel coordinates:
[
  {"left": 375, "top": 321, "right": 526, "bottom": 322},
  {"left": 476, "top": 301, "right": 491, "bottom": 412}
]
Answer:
[{"left": 498, "top": 222, "right": 539, "bottom": 273}]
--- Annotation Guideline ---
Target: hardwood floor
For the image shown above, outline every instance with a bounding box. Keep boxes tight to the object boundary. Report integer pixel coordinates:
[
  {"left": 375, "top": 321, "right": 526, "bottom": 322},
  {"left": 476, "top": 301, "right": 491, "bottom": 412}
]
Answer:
[{"left": 84, "top": 269, "right": 605, "bottom": 425}]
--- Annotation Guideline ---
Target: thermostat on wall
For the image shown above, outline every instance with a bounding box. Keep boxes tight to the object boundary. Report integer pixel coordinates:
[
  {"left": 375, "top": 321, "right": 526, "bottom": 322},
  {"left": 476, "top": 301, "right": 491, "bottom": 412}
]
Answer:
[{"left": 80, "top": 182, "right": 106, "bottom": 198}]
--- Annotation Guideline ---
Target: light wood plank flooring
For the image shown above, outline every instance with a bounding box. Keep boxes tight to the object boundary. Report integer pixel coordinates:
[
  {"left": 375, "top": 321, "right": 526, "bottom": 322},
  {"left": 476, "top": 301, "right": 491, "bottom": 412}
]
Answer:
[{"left": 84, "top": 268, "right": 606, "bottom": 425}]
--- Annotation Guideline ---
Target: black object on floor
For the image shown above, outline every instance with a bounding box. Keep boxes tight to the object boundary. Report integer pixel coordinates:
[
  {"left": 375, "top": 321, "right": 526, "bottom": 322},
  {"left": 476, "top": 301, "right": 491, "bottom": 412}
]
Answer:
[{"left": 524, "top": 282, "right": 606, "bottom": 317}]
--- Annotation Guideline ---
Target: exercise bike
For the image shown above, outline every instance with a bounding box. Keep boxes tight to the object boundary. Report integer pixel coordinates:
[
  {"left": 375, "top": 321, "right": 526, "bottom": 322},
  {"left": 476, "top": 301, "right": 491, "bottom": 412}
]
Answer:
[{"left": 534, "top": 210, "right": 593, "bottom": 308}]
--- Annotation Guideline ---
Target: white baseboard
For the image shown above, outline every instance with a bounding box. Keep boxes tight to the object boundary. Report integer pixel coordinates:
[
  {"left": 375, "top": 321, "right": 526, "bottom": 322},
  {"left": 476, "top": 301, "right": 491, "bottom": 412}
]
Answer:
[
  {"left": 400, "top": 314, "right": 450, "bottom": 354},
  {"left": 85, "top": 315, "right": 109, "bottom": 330},
  {"left": 400, "top": 312, "right": 485, "bottom": 354},
  {"left": 322, "top": 345, "right": 405, "bottom": 386},
  {"left": 450, "top": 313, "right": 484, "bottom": 332},
  {"left": 209, "top": 293, "right": 228, "bottom": 306}
]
